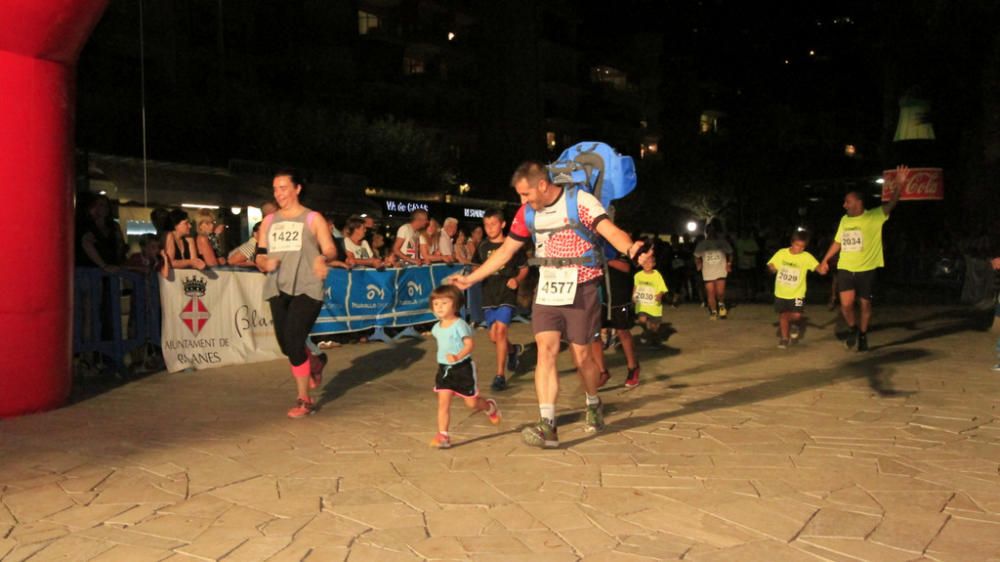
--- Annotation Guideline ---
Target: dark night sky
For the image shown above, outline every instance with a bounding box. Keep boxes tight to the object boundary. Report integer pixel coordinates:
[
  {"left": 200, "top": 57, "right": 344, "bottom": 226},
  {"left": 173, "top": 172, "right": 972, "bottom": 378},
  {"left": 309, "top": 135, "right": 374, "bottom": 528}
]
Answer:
[{"left": 75, "top": 1, "right": 998, "bottom": 227}]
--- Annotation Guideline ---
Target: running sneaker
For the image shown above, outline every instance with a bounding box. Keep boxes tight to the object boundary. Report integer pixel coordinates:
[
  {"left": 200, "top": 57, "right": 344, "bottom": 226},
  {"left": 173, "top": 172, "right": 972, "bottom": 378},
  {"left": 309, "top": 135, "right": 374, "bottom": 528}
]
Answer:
[
  {"left": 491, "top": 375, "right": 508, "bottom": 391},
  {"left": 506, "top": 343, "right": 523, "bottom": 372},
  {"left": 857, "top": 333, "right": 869, "bottom": 352},
  {"left": 778, "top": 339, "right": 789, "bottom": 350},
  {"left": 484, "top": 398, "right": 502, "bottom": 425},
  {"left": 597, "top": 370, "right": 611, "bottom": 388},
  {"left": 844, "top": 328, "right": 857, "bottom": 350},
  {"left": 521, "top": 419, "right": 559, "bottom": 448},
  {"left": 287, "top": 398, "right": 316, "bottom": 419},
  {"left": 585, "top": 400, "right": 605, "bottom": 433},
  {"left": 308, "top": 351, "right": 327, "bottom": 389},
  {"left": 992, "top": 363, "right": 1000, "bottom": 372},
  {"left": 718, "top": 303, "right": 728, "bottom": 319},
  {"left": 710, "top": 311, "right": 719, "bottom": 321},
  {"left": 429, "top": 433, "right": 451, "bottom": 449},
  {"left": 789, "top": 324, "right": 800, "bottom": 341},
  {"left": 625, "top": 365, "right": 640, "bottom": 388}
]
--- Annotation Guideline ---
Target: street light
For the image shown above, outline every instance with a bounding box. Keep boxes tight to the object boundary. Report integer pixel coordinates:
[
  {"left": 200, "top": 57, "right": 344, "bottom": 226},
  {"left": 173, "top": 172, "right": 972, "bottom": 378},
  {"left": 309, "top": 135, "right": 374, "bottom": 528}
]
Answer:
[{"left": 686, "top": 221, "right": 698, "bottom": 233}]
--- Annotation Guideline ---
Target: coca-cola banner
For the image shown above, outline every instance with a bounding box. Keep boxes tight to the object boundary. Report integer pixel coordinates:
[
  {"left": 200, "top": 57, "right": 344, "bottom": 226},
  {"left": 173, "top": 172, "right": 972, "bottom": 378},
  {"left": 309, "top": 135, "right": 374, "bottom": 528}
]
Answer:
[{"left": 882, "top": 167, "right": 944, "bottom": 201}]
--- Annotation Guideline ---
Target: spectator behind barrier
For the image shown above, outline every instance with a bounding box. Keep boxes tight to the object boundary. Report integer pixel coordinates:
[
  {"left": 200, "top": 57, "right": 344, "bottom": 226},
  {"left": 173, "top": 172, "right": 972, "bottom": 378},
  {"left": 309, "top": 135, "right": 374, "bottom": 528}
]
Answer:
[
  {"left": 228, "top": 222, "right": 261, "bottom": 268},
  {"left": 420, "top": 219, "right": 450, "bottom": 263},
  {"left": 125, "top": 233, "right": 167, "bottom": 276},
  {"left": 195, "top": 209, "right": 226, "bottom": 266},
  {"left": 75, "top": 193, "right": 126, "bottom": 273},
  {"left": 164, "top": 209, "right": 205, "bottom": 270},
  {"left": 343, "top": 215, "right": 385, "bottom": 269},
  {"left": 393, "top": 209, "right": 428, "bottom": 265}
]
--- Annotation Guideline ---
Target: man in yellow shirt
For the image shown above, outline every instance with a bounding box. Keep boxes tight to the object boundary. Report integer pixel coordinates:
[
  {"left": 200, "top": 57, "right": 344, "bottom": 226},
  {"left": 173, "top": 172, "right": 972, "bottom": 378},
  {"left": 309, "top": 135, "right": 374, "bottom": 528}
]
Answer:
[
  {"left": 820, "top": 165, "right": 908, "bottom": 351},
  {"left": 768, "top": 231, "right": 825, "bottom": 348}
]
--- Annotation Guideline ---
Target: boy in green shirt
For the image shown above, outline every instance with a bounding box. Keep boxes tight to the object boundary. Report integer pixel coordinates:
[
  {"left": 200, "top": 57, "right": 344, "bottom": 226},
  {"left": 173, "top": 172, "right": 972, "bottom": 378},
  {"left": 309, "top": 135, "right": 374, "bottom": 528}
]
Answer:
[
  {"left": 634, "top": 256, "right": 669, "bottom": 346},
  {"left": 768, "top": 231, "right": 827, "bottom": 349}
]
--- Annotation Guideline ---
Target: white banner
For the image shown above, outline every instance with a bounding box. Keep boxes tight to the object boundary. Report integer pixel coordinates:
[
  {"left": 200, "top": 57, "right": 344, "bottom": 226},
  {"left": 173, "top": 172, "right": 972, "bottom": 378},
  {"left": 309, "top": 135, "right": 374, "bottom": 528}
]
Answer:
[{"left": 158, "top": 269, "right": 282, "bottom": 372}]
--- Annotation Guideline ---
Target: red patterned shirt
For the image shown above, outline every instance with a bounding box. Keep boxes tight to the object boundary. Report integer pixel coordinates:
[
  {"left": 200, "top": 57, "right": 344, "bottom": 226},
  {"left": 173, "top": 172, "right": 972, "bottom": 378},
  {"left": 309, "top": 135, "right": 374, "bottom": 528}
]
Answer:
[{"left": 509, "top": 188, "right": 609, "bottom": 283}]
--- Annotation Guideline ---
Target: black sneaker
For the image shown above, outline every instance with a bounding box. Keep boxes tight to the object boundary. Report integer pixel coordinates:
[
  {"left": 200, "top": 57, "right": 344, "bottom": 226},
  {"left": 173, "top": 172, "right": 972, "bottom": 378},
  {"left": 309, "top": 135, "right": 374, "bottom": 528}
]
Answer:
[
  {"left": 491, "top": 375, "right": 508, "bottom": 391},
  {"left": 844, "top": 329, "right": 857, "bottom": 350},
  {"left": 778, "top": 339, "right": 789, "bottom": 350},
  {"left": 857, "top": 333, "right": 869, "bottom": 352},
  {"left": 506, "top": 344, "right": 523, "bottom": 372},
  {"left": 625, "top": 365, "right": 640, "bottom": 388}
]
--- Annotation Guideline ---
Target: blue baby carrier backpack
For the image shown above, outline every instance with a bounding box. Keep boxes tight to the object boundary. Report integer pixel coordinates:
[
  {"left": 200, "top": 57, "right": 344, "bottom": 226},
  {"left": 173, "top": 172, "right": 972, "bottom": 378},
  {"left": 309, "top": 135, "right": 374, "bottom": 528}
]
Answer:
[
  {"left": 523, "top": 141, "right": 637, "bottom": 267},
  {"left": 523, "top": 142, "right": 637, "bottom": 314}
]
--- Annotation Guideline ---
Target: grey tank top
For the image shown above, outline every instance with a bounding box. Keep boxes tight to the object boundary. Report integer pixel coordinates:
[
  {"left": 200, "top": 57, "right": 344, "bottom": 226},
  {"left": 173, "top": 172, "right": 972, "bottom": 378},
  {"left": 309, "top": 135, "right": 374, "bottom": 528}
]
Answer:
[{"left": 262, "top": 209, "right": 325, "bottom": 301}]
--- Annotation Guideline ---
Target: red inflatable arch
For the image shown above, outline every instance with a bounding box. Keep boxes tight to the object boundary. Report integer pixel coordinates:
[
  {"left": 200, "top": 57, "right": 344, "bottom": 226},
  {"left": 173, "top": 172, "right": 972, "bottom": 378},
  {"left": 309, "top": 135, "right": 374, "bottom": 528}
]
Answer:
[{"left": 0, "top": 0, "right": 109, "bottom": 417}]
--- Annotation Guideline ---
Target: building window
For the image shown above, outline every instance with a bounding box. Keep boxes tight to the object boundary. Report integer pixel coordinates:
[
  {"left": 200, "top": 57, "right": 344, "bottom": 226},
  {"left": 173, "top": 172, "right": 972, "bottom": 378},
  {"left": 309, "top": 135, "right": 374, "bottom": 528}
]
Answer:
[
  {"left": 403, "top": 56, "right": 425, "bottom": 75},
  {"left": 699, "top": 111, "right": 725, "bottom": 135},
  {"left": 546, "top": 132, "right": 557, "bottom": 150},
  {"left": 590, "top": 65, "right": 627, "bottom": 91},
  {"left": 358, "top": 10, "right": 380, "bottom": 35}
]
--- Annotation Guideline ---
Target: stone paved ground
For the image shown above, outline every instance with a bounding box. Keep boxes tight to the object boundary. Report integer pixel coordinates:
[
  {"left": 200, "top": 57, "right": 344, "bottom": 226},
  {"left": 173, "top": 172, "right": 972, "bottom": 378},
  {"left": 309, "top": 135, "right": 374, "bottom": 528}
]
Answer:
[{"left": 2, "top": 304, "right": 1000, "bottom": 561}]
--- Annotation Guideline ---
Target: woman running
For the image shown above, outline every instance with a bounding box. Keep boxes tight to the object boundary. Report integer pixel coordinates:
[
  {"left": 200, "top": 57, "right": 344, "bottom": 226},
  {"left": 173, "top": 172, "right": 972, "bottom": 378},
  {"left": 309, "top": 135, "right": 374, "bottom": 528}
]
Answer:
[{"left": 255, "top": 170, "right": 338, "bottom": 418}]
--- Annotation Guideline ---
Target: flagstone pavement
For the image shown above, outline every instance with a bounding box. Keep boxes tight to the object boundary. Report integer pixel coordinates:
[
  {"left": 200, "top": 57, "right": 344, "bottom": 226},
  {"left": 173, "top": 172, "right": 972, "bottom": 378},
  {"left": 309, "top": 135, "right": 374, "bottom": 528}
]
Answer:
[{"left": 2, "top": 304, "right": 1000, "bottom": 561}]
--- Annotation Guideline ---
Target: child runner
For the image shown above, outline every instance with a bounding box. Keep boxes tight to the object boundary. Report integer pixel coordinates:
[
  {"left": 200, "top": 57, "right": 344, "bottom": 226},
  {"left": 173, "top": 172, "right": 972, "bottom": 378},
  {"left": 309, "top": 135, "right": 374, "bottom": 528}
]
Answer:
[
  {"left": 255, "top": 170, "right": 338, "bottom": 418},
  {"left": 694, "top": 225, "right": 733, "bottom": 319},
  {"left": 429, "top": 285, "right": 502, "bottom": 449},
  {"left": 767, "top": 230, "right": 826, "bottom": 349},
  {"left": 634, "top": 255, "right": 669, "bottom": 348},
  {"left": 472, "top": 209, "right": 528, "bottom": 391}
]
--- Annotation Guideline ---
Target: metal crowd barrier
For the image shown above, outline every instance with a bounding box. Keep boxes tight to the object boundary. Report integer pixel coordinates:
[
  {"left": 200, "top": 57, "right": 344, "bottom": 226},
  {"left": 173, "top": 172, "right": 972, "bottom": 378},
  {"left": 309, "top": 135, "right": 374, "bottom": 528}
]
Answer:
[{"left": 73, "top": 268, "right": 161, "bottom": 375}]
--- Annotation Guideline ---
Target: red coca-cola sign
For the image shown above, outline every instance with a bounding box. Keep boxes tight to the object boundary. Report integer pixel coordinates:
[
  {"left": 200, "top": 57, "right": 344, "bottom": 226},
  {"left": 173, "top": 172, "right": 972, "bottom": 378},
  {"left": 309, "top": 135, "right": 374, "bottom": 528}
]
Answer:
[{"left": 882, "top": 167, "right": 944, "bottom": 200}]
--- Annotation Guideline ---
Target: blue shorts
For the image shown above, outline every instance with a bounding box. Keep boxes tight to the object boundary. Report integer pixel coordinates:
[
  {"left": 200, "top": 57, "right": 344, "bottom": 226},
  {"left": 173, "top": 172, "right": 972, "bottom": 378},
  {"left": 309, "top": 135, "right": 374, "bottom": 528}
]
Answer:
[{"left": 483, "top": 305, "right": 515, "bottom": 328}]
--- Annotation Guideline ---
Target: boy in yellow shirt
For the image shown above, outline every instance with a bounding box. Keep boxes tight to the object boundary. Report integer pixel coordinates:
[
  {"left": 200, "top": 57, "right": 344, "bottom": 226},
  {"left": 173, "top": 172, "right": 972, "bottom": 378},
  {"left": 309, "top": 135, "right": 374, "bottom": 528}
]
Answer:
[
  {"left": 634, "top": 256, "right": 669, "bottom": 348},
  {"left": 767, "top": 231, "right": 827, "bottom": 349}
]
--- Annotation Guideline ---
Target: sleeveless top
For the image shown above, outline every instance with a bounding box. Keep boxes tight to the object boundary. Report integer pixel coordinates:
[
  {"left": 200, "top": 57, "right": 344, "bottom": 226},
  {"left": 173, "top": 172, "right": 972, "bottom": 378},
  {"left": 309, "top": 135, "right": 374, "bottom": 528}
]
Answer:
[
  {"left": 173, "top": 234, "right": 192, "bottom": 260},
  {"left": 262, "top": 209, "right": 324, "bottom": 301}
]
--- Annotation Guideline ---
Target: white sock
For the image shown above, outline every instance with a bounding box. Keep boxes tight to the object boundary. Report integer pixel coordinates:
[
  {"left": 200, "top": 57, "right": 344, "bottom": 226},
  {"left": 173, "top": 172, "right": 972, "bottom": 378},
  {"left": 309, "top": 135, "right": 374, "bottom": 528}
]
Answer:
[
  {"left": 539, "top": 404, "right": 555, "bottom": 424},
  {"left": 439, "top": 431, "right": 449, "bottom": 436},
  {"left": 585, "top": 394, "right": 600, "bottom": 407}
]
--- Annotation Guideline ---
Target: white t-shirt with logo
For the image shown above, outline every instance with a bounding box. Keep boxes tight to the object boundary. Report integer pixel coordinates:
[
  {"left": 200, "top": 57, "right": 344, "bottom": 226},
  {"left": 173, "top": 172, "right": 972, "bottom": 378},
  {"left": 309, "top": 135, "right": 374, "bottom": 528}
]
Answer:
[
  {"left": 344, "top": 237, "right": 373, "bottom": 260},
  {"left": 395, "top": 224, "right": 420, "bottom": 259}
]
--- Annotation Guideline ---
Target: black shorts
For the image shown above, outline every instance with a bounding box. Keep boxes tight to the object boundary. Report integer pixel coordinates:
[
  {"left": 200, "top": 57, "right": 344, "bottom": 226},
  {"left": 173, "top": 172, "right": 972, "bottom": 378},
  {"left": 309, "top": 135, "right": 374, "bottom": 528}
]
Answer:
[
  {"left": 774, "top": 297, "right": 805, "bottom": 313},
  {"left": 837, "top": 269, "right": 876, "bottom": 300},
  {"left": 434, "top": 359, "right": 478, "bottom": 398},
  {"left": 602, "top": 302, "right": 635, "bottom": 330}
]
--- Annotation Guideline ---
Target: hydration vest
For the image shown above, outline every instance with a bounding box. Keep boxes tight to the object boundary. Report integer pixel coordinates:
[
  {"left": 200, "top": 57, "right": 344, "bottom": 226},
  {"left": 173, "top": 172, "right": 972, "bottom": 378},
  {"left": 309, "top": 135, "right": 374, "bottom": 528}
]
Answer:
[
  {"left": 525, "top": 141, "right": 637, "bottom": 267},
  {"left": 523, "top": 186, "right": 603, "bottom": 269}
]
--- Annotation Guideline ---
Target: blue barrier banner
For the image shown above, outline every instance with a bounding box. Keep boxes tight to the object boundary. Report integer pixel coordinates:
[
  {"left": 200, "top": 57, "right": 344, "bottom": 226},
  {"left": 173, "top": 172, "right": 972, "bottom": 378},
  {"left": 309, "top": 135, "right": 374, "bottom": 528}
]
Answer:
[{"left": 313, "top": 264, "right": 464, "bottom": 335}]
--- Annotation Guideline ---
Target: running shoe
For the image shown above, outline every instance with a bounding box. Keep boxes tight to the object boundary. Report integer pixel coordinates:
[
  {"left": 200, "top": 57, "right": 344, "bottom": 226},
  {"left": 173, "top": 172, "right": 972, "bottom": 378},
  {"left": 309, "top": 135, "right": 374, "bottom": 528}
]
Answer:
[
  {"left": 778, "top": 339, "right": 789, "bottom": 350},
  {"left": 597, "top": 370, "right": 611, "bottom": 388},
  {"left": 710, "top": 311, "right": 719, "bottom": 321},
  {"left": 484, "top": 398, "right": 502, "bottom": 425},
  {"left": 992, "top": 363, "right": 1000, "bottom": 372},
  {"left": 491, "top": 375, "right": 508, "bottom": 391},
  {"left": 585, "top": 400, "right": 605, "bottom": 433},
  {"left": 789, "top": 324, "right": 800, "bottom": 341},
  {"left": 287, "top": 398, "right": 316, "bottom": 419},
  {"left": 521, "top": 419, "right": 559, "bottom": 448},
  {"left": 506, "top": 343, "right": 523, "bottom": 372},
  {"left": 844, "top": 328, "right": 857, "bottom": 350},
  {"left": 857, "top": 333, "right": 869, "bottom": 352},
  {"left": 625, "top": 365, "right": 640, "bottom": 388},
  {"left": 308, "top": 351, "right": 327, "bottom": 389},
  {"left": 429, "top": 433, "right": 451, "bottom": 449},
  {"left": 718, "top": 303, "right": 728, "bottom": 319}
]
